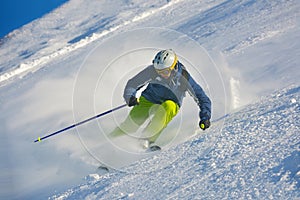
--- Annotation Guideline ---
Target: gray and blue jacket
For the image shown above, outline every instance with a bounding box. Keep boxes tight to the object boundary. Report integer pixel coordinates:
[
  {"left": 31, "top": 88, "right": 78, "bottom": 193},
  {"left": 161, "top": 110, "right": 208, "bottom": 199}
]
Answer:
[{"left": 123, "top": 62, "right": 211, "bottom": 121}]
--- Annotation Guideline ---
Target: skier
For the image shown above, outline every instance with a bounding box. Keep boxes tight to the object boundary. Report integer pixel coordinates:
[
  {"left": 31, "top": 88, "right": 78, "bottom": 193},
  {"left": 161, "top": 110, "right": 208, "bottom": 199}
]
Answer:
[{"left": 109, "top": 49, "right": 211, "bottom": 151}]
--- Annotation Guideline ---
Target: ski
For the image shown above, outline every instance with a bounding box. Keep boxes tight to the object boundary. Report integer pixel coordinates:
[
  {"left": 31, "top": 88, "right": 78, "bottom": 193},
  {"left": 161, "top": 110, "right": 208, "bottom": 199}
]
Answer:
[
  {"left": 145, "top": 144, "right": 162, "bottom": 153},
  {"left": 98, "top": 165, "right": 109, "bottom": 172},
  {"left": 149, "top": 145, "right": 161, "bottom": 152},
  {"left": 96, "top": 165, "right": 110, "bottom": 174}
]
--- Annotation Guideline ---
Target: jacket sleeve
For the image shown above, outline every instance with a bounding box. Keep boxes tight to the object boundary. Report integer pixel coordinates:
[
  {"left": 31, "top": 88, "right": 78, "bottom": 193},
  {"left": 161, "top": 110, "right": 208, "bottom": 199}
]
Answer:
[
  {"left": 185, "top": 71, "right": 212, "bottom": 121},
  {"left": 123, "top": 65, "right": 155, "bottom": 104}
]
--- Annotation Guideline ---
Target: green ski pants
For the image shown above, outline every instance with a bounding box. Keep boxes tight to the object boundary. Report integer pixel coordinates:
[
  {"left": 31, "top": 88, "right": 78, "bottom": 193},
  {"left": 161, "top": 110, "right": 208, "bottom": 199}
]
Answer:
[{"left": 109, "top": 96, "right": 179, "bottom": 143}]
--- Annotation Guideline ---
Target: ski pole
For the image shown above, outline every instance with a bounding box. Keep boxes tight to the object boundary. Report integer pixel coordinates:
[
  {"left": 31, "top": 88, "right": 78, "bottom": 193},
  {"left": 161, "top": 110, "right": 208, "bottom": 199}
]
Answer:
[{"left": 34, "top": 103, "right": 127, "bottom": 143}]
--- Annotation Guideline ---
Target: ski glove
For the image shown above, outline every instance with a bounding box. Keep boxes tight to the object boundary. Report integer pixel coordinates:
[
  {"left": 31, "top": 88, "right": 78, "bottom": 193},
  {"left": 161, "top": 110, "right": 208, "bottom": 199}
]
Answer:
[
  {"left": 128, "top": 96, "right": 139, "bottom": 107},
  {"left": 199, "top": 119, "right": 210, "bottom": 130}
]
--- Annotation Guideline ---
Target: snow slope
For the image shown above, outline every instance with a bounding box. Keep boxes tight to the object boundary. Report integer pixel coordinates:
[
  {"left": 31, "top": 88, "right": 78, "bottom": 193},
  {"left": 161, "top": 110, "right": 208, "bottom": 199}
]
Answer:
[
  {"left": 0, "top": 0, "right": 299, "bottom": 199},
  {"left": 51, "top": 85, "right": 300, "bottom": 200}
]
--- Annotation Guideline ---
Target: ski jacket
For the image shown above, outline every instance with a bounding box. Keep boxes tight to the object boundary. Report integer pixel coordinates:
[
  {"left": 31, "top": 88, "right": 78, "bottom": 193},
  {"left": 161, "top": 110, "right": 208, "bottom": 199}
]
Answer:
[{"left": 123, "top": 62, "right": 211, "bottom": 120}]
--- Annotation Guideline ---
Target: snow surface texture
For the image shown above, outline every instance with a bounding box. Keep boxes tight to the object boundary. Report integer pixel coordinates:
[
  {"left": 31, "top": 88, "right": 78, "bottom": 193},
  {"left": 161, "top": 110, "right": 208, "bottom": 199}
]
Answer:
[
  {"left": 0, "top": 0, "right": 299, "bottom": 199},
  {"left": 51, "top": 85, "right": 300, "bottom": 199}
]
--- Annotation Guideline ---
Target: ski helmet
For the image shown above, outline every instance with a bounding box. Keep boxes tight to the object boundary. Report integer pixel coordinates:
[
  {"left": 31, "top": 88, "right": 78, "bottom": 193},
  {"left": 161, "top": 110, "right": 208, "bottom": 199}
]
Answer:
[{"left": 152, "top": 49, "right": 178, "bottom": 70}]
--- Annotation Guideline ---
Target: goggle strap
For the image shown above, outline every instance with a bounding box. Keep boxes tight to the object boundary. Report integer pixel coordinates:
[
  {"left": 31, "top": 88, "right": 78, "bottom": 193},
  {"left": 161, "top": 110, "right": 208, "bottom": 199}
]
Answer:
[{"left": 169, "top": 55, "right": 178, "bottom": 70}]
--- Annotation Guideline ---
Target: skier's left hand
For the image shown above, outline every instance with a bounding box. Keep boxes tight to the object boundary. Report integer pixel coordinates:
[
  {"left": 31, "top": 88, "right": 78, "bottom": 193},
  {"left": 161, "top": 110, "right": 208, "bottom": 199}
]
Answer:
[{"left": 199, "top": 119, "right": 210, "bottom": 130}]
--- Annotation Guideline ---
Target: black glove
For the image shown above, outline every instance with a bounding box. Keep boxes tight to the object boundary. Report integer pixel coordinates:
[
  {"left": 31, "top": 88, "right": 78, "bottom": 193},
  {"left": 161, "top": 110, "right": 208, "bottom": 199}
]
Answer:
[
  {"left": 128, "top": 96, "right": 139, "bottom": 107},
  {"left": 199, "top": 119, "right": 210, "bottom": 130}
]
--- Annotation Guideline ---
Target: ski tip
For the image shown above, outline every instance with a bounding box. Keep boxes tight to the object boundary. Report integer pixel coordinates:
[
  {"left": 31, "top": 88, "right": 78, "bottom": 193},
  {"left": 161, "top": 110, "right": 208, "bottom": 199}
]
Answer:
[
  {"left": 148, "top": 145, "right": 161, "bottom": 152},
  {"left": 98, "top": 166, "right": 110, "bottom": 173}
]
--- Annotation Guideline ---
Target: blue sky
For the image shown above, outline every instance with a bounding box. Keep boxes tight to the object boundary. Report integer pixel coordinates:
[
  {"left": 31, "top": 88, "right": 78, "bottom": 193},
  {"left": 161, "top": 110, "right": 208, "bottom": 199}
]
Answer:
[{"left": 0, "top": 0, "right": 68, "bottom": 38}]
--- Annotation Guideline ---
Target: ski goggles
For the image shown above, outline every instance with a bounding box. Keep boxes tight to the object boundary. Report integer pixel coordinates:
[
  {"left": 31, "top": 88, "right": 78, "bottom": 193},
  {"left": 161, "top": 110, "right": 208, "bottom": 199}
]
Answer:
[
  {"left": 155, "top": 67, "right": 173, "bottom": 76},
  {"left": 155, "top": 56, "right": 178, "bottom": 76}
]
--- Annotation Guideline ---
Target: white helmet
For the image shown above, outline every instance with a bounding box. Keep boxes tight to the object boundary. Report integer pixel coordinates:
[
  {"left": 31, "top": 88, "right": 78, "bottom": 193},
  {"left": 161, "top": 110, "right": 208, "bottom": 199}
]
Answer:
[{"left": 152, "top": 49, "right": 178, "bottom": 70}]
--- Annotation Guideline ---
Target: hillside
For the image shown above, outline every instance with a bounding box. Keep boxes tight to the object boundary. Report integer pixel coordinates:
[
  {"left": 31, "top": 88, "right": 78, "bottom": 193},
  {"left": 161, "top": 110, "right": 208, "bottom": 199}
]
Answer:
[
  {"left": 51, "top": 85, "right": 300, "bottom": 199},
  {"left": 0, "top": 0, "right": 299, "bottom": 199}
]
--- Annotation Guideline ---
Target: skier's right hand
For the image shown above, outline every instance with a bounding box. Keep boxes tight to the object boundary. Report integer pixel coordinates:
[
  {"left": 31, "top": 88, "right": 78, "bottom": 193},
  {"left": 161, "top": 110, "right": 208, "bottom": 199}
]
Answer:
[
  {"left": 199, "top": 119, "right": 210, "bottom": 130},
  {"left": 128, "top": 96, "right": 139, "bottom": 107}
]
